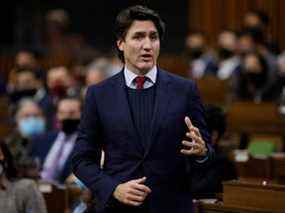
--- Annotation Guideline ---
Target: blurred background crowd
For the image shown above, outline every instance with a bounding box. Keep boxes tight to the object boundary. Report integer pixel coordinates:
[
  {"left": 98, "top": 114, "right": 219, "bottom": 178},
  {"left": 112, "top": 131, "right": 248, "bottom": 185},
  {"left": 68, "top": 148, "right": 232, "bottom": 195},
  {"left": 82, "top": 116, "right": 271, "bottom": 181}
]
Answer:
[{"left": 0, "top": 1, "right": 285, "bottom": 213}]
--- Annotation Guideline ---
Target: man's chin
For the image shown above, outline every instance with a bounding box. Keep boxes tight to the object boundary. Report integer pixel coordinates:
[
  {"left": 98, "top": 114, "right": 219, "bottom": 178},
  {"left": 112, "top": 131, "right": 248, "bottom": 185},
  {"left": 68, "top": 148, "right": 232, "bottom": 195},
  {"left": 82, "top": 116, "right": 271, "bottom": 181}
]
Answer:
[{"left": 138, "top": 63, "right": 154, "bottom": 72}]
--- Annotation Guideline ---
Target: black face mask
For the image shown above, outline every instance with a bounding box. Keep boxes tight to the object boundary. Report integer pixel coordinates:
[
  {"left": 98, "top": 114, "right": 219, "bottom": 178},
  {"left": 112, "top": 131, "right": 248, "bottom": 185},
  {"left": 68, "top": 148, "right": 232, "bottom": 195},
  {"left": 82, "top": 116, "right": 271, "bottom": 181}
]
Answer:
[
  {"left": 218, "top": 48, "right": 234, "bottom": 60},
  {"left": 244, "top": 26, "right": 264, "bottom": 42},
  {"left": 9, "top": 88, "right": 37, "bottom": 103},
  {"left": 49, "top": 84, "right": 67, "bottom": 98},
  {"left": 61, "top": 119, "right": 80, "bottom": 135},
  {"left": 187, "top": 47, "right": 204, "bottom": 59},
  {"left": 246, "top": 71, "right": 266, "bottom": 88}
]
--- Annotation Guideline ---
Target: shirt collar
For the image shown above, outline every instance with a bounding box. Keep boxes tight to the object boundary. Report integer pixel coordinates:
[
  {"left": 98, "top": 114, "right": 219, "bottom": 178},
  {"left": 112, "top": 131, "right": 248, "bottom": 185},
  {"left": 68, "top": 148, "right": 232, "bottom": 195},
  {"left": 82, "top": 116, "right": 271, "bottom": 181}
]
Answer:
[{"left": 124, "top": 66, "right": 157, "bottom": 88}]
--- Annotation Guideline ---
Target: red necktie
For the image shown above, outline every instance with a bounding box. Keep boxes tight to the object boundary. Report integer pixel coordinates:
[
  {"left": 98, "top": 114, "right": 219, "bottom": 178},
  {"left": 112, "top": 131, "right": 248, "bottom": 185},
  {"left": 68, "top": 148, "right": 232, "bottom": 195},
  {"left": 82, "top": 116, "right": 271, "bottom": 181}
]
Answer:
[{"left": 135, "top": 76, "right": 146, "bottom": 89}]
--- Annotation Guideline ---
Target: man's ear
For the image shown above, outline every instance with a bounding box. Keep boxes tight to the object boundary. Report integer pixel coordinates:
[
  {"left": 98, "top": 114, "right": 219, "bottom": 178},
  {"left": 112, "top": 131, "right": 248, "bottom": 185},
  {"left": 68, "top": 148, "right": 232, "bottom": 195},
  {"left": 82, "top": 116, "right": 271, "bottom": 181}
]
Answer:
[{"left": 117, "top": 39, "right": 124, "bottom": 51}]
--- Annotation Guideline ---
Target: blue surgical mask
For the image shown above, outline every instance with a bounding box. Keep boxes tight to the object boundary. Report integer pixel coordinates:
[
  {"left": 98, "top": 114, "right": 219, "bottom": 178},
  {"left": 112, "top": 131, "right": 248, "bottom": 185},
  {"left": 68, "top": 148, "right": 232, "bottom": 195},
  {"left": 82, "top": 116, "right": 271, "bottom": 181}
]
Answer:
[{"left": 19, "top": 117, "right": 46, "bottom": 137}]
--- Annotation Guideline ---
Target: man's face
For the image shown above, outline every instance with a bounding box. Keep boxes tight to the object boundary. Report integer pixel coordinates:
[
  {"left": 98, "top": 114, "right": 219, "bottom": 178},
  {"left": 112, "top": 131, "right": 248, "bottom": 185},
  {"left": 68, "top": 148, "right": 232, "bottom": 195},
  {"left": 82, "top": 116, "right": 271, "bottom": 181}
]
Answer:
[
  {"left": 57, "top": 99, "right": 81, "bottom": 121},
  {"left": 17, "top": 103, "right": 43, "bottom": 123},
  {"left": 16, "top": 72, "right": 39, "bottom": 90},
  {"left": 117, "top": 20, "right": 160, "bottom": 73},
  {"left": 244, "top": 54, "right": 262, "bottom": 73},
  {"left": 244, "top": 13, "right": 262, "bottom": 28},
  {"left": 218, "top": 31, "right": 237, "bottom": 50},
  {"left": 47, "top": 67, "right": 71, "bottom": 89},
  {"left": 186, "top": 34, "right": 205, "bottom": 49},
  {"left": 15, "top": 51, "right": 37, "bottom": 70}
]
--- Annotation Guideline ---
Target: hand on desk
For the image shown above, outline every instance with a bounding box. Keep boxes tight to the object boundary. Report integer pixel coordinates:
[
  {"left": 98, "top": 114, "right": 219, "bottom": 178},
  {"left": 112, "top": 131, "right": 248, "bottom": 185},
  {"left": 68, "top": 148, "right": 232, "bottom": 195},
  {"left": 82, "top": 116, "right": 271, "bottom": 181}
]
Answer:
[
  {"left": 113, "top": 177, "right": 151, "bottom": 206},
  {"left": 181, "top": 116, "right": 208, "bottom": 157}
]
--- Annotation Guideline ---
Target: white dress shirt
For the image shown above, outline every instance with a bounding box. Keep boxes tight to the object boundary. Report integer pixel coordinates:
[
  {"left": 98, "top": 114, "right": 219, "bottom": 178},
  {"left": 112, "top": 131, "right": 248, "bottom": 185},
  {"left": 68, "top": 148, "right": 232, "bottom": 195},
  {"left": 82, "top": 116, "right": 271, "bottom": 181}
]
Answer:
[
  {"left": 124, "top": 66, "right": 157, "bottom": 89},
  {"left": 41, "top": 132, "right": 77, "bottom": 182}
]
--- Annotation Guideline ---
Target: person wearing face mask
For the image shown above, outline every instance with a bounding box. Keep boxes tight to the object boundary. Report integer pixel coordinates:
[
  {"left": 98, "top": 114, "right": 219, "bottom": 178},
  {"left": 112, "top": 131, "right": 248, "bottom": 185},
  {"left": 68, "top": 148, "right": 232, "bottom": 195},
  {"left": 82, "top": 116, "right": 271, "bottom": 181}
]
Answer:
[
  {"left": 47, "top": 66, "right": 78, "bottom": 104},
  {"left": 185, "top": 31, "right": 217, "bottom": 79},
  {"left": 7, "top": 68, "right": 55, "bottom": 131},
  {"left": 233, "top": 51, "right": 271, "bottom": 103},
  {"left": 28, "top": 97, "right": 81, "bottom": 184},
  {"left": 263, "top": 52, "right": 285, "bottom": 102},
  {"left": 216, "top": 30, "right": 241, "bottom": 80},
  {"left": 8, "top": 69, "right": 40, "bottom": 104},
  {"left": 5, "top": 99, "right": 46, "bottom": 179},
  {"left": 0, "top": 141, "right": 47, "bottom": 213}
]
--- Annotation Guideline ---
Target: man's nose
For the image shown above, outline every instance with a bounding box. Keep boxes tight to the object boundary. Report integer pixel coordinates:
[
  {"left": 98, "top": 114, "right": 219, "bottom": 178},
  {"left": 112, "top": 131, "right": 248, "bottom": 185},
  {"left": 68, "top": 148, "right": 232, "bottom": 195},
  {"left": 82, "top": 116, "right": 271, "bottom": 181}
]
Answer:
[{"left": 142, "top": 38, "right": 152, "bottom": 50}]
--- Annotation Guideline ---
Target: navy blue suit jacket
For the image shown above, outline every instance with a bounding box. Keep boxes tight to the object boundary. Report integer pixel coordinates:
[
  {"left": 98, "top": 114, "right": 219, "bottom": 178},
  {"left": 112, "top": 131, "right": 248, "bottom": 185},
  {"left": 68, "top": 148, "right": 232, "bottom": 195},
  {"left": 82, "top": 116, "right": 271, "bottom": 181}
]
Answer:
[
  {"left": 29, "top": 131, "right": 73, "bottom": 183},
  {"left": 72, "top": 69, "right": 214, "bottom": 213}
]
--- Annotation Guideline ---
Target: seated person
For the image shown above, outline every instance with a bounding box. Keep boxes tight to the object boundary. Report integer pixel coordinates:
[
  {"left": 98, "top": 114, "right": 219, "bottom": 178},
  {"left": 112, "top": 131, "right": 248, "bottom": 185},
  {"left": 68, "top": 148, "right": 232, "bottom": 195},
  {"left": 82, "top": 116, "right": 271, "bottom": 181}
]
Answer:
[
  {"left": 29, "top": 97, "right": 81, "bottom": 184},
  {"left": 6, "top": 99, "right": 46, "bottom": 179},
  {"left": 185, "top": 31, "right": 217, "bottom": 79},
  {"left": 0, "top": 141, "right": 47, "bottom": 213},
  {"left": 7, "top": 68, "right": 54, "bottom": 130},
  {"left": 233, "top": 51, "right": 271, "bottom": 103},
  {"left": 216, "top": 30, "right": 241, "bottom": 80}
]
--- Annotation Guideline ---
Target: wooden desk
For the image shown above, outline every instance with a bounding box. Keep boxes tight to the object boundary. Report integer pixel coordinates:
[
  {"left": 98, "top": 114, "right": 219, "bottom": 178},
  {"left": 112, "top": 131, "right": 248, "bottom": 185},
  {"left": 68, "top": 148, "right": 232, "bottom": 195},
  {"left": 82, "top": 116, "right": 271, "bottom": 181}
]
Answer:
[
  {"left": 271, "top": 154, "right": 285, "bottom": 184},
  {"left": 38, "top": 182, "right": 69, "bottom": 213},
  {"left": 196, "top": 76, "right": 229, "bottom": 106},
  {"left": 197, "top": 179, "right": 285, "bottom": 213},
  {"left": 198, "top": 202, "right": 284, "bottom": 213},
  {"left": 227, "top": 102, "right": 285, "bottom": 135},
  {"left": 223, "top": 180, "right": 285, "bottom": 211}
]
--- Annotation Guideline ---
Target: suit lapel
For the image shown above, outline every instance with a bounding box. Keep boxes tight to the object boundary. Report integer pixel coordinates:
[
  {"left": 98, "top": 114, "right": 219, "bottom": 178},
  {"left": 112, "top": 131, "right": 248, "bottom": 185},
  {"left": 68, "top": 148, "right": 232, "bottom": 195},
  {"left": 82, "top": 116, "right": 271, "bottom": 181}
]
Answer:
[{"left": 145, "top": 69, "right": 171, "bottom": 156}]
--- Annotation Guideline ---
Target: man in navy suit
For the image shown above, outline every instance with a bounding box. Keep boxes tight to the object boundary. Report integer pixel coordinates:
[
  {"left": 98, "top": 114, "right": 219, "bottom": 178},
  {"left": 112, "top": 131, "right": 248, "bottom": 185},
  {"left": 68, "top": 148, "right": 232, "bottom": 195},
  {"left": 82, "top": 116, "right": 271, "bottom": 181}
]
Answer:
[
  {"left": 29, "top": 97, "right": 81, "bottom": 184},
  {"left": 72, "top": 5, "right": 214, "bottom": 213}
]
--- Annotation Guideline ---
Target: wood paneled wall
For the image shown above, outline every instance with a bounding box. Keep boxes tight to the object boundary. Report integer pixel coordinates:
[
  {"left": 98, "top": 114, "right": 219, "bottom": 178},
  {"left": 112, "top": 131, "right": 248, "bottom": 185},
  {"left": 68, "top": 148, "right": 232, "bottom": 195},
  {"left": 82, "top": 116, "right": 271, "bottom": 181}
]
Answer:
[{"left": 188, "top": 0, "right": 285, "bottom": 50}]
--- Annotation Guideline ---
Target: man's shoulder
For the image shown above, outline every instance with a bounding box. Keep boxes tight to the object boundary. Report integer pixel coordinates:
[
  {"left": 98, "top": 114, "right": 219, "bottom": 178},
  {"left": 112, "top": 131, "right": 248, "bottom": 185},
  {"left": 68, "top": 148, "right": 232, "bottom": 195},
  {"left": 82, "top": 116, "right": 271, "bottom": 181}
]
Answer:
[{"left": 30, "top": 131, "right": 59, "bottom": 148}]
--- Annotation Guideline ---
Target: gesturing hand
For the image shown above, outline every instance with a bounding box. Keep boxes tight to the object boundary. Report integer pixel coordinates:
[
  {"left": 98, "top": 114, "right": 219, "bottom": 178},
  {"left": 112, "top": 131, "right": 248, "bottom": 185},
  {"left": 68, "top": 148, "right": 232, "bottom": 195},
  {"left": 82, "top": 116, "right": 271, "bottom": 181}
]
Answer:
[
  {"left": 181, "top": 116, "right": 208, "bottom": 157},
  {"left": 113, "top": 177, "right": 151, "bottom": 206}
]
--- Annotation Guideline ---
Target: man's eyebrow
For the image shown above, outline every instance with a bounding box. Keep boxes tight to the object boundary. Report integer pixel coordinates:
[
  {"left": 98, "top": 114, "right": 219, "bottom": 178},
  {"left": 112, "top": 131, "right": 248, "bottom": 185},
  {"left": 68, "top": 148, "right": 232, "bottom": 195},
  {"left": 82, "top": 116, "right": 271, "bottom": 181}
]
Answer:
[{"left": 134, "top": 30, "right": 158, "bottom": 34}]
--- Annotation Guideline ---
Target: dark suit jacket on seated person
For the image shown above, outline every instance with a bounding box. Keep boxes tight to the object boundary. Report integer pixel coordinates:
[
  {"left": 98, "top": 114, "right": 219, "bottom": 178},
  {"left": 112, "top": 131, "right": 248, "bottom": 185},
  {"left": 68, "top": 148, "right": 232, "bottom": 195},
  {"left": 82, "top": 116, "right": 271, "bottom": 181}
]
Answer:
[{"left": 29, "top": 131, "right": 76, "bottom": 184}]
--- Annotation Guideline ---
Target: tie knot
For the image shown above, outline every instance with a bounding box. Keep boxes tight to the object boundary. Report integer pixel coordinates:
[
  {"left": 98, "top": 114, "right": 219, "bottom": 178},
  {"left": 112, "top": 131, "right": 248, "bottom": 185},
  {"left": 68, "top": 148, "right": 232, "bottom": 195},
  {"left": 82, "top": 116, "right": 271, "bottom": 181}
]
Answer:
[{"left": 135, "top": 76, "right": 146, "bottom": 89}]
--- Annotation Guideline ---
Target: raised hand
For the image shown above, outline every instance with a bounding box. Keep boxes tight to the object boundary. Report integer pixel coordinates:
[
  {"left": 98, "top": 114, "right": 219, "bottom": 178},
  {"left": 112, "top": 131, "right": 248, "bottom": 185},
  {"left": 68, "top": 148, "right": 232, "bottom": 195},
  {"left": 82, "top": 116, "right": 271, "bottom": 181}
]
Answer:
[{"left": 181, "top": 116, "right": 207, "bottom": 156}]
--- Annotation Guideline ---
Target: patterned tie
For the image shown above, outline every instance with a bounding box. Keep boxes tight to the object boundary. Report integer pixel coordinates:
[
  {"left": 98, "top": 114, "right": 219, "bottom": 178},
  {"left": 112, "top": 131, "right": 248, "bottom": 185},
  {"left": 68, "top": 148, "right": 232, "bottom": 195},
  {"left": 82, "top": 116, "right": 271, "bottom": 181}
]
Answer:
[{"left": 135, "top": 76, "right": 146, "bottom": 89}]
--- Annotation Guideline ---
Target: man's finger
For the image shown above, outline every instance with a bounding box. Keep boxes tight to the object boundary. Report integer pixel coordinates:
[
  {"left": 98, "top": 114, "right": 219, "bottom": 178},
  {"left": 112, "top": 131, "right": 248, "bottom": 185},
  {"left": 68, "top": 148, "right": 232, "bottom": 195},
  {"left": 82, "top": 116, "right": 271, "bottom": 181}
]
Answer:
[
  {"left": 182, "top": 140, "right": 200, "bottom": 149},
  {"left": 181, "top": 138, "right": 207, "bottom": 156},
  {"left": 133, "top": 177, "right": 147, "bottom": 184},
  {"left": 189, "top": 132, "right": 204, "bottom": 145},
  {"left": 184, "top": 116, "right": 193, "bottom": 131},
  {"left": 189, "top": 126, "right": 202, "bottom": 138},
  {"left": 126, "top": 199, "right": 143, "bottom": 206},
  {"left": 132, "top": 183, "right": 152, "bottom": 194},
  {"left": 130, "top": 188, "right": 147, "bottom": 197},
  {"left": 127, "top": 193, "right": 146, "bottom": 202},
  {"left": 181, "top": 148, "right": 201, "bottom": 155}
]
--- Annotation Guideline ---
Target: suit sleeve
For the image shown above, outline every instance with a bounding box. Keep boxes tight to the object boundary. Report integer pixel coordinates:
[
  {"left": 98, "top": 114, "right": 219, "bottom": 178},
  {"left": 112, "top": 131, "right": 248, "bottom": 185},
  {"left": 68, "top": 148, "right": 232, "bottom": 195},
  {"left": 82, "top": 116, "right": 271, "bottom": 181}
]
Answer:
[
  {"left": 71, "top": 86, "right": 120, "bottom": 209},
  {"left": 187, "top": 81, "right": 215, "bottom": 168}
]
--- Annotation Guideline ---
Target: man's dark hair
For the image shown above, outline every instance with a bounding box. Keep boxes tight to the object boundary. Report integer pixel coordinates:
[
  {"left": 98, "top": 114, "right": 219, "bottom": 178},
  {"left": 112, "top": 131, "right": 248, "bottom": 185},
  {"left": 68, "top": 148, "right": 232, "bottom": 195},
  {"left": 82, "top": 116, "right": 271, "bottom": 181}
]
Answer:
[{"left": 114, "top": 5, "right": 165, "bottom": 62}]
